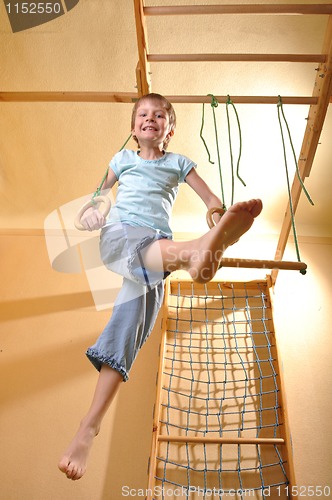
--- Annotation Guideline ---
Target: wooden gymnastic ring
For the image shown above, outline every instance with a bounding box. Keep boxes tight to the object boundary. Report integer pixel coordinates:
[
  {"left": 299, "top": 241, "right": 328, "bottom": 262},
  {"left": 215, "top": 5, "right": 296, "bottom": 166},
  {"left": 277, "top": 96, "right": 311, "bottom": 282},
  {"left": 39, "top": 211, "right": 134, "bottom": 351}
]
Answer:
[
  {"left": 74, "top": 195, "right": 111, "bottom": 231},
  {"left": 206, "top": 207, "right": 225, "bottom": 229}
]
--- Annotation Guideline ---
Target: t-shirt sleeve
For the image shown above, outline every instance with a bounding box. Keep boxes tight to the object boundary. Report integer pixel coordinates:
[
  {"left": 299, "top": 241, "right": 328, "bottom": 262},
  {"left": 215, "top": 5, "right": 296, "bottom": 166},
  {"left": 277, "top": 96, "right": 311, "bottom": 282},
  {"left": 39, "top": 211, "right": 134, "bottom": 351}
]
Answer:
[
  {"left": 178, "top": 155, "right": 197, "bottom": 183},
  {"left": 109, "top": 150, "right": 126, "bottom": 179}
]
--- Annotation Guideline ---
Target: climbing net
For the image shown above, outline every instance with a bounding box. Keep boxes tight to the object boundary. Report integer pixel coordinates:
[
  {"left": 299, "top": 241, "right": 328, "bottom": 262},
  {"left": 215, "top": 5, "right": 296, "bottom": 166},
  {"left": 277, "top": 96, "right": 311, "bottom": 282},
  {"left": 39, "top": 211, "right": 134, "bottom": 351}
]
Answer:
[{"left": 150, "top": 279, "right": 292, "bottom": 499}]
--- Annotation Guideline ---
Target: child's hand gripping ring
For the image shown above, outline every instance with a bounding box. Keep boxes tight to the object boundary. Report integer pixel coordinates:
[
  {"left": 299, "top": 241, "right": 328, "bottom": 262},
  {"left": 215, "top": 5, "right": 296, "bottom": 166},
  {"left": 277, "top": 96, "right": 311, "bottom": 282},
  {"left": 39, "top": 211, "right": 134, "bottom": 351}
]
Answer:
[
  {"left": 206, "top": 207, "right": 225, "bottom": 229},
  {"left": 74, "top": 195, "right": 112, "bottom": 231}
]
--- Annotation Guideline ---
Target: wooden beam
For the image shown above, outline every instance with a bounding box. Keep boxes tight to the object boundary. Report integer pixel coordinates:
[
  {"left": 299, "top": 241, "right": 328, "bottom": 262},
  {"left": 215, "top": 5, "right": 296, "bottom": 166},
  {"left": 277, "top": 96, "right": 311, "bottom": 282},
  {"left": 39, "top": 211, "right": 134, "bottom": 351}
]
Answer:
[
  {"left": 164, "top": 95, "right": 325, "bottom": 105},
  {"left": 1, "top": 92, "right": 328, "bottom": 105},
  {"left": 272, "top": 15, "right": 332, "bottom": 283},
  {"left": 148, "top": 53, "right": 326, "bottom": 63},
  {"left": 302, "top": 15, "right": 332, "bottom": 178},
  {"left": 144, "top": 4, "right": 332, "bottom": 16},
  {"left": 133, "top": 0, "right": 151, "bottom": 95},
  {"left": 135, "top": 62, "right": 143, "bottom": 97},
  {"left": 0, "top": 91, "right": 138, "bottom": 103}
]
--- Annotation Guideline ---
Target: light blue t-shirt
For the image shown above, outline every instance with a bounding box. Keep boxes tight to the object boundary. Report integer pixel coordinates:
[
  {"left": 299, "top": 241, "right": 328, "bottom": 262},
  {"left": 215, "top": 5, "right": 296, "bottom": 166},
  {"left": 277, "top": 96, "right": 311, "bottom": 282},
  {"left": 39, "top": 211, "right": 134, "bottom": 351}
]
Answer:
[{"left": 106, "top": 149, "right": 196, "bottom": 238}]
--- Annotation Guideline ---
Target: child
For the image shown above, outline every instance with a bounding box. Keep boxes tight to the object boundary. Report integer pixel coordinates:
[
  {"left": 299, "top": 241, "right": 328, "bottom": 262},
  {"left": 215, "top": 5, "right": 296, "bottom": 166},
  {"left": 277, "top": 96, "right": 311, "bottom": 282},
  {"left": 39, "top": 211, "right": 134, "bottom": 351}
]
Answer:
[{"left": 58, "top": 93, "right": 262, "bottom": 480}]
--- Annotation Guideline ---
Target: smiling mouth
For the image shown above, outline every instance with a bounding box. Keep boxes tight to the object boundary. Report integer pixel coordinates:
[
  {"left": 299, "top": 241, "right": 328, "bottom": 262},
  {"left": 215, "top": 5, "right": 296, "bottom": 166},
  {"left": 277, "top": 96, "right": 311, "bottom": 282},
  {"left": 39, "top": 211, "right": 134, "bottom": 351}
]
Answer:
[{"left": 142, "top": 126, "right": 157, "bottom": 131}]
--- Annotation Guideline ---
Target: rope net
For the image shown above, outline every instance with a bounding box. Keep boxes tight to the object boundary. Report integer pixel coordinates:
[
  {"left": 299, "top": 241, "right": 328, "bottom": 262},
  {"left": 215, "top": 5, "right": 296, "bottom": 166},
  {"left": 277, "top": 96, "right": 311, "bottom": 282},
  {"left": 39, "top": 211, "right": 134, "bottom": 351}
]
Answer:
[{"left": 150, "top": 279, "right": 291, "bottom": 499}]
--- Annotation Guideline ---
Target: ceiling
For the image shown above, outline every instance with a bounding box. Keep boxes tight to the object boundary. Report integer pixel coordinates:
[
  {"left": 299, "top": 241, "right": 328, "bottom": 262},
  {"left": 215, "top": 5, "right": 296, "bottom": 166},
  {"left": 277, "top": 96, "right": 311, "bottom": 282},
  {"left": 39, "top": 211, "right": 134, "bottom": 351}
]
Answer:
[{"left": 0, "top": 0, "right": 331, "bottom": 249}]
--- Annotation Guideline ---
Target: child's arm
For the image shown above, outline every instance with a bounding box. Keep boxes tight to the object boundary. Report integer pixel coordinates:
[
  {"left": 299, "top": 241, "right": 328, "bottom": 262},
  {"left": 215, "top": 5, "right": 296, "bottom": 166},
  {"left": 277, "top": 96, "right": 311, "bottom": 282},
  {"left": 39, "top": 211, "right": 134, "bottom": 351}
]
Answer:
[
  {"left": 80, "top": 168, "right": 117, "bottom": 231},
  {"left": 185, "top": 168, "right": 224, "bottom": 223}
]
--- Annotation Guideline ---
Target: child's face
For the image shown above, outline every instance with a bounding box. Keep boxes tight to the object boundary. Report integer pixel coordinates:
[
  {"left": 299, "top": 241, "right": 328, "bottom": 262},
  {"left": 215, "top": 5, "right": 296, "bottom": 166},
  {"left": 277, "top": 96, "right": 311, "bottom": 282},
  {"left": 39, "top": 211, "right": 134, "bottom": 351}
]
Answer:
[{"left": 132, "top": 99, "right": 172, "bottom": 149}]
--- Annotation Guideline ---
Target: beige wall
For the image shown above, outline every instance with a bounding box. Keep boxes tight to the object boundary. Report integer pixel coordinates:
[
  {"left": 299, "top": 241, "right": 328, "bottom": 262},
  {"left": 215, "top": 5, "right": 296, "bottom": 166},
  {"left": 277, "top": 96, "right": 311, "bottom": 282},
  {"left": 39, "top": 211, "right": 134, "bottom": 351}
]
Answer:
[
  {"left": 0, "top": 233, "right": 331, "bottom": 499},
  {"left": 0, "top": 231, "right": 161, "bottom": 500},
  {"left": 273, "top": 239, "right": 332, "bottom": 491}
]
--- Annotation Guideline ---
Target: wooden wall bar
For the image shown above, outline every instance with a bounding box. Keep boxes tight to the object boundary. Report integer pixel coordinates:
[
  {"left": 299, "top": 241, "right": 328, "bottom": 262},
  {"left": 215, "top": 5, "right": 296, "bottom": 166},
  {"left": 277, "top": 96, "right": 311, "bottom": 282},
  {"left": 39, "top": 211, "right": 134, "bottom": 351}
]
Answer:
[
  {"left": 147, "top": 53, "right": 326, "bottom": 63},
  {"left": 0, "top": 92, "right": 138, "bottom": 103},
  {"left": 1, "top": 92, "right": 329, "bottom": 105},
  {"left": 144, "top": 4, "right": 332, "bottom": 16}
]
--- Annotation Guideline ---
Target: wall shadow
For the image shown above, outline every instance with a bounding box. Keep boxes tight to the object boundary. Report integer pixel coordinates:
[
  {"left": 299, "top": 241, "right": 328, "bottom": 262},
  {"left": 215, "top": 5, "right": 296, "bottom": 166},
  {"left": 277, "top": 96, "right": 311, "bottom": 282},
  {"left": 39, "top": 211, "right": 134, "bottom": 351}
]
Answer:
[
  {"left": 0, "top": 329, "right": 100, "bottom": 406},
  {"left": 100, "top": 312, "right": 163, "bottom": 499},
  {"left": 0, "top": 291, "right": 97, "bottom": 321}
]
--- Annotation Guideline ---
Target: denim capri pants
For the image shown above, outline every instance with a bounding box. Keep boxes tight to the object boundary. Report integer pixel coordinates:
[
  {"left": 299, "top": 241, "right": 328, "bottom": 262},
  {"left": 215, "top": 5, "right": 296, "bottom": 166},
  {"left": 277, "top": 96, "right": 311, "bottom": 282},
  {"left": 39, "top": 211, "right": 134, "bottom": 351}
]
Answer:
[{"left": 86, "top": 223, "right": 170, "bottom": 381}]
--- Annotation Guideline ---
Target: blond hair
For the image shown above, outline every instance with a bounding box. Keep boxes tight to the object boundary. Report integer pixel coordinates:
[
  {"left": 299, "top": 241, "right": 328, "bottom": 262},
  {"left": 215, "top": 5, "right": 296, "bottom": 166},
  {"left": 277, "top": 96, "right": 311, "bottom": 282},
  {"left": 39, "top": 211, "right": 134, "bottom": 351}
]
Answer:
[{"left": 131, "top": 93, "right": 176, "bottom": 150}]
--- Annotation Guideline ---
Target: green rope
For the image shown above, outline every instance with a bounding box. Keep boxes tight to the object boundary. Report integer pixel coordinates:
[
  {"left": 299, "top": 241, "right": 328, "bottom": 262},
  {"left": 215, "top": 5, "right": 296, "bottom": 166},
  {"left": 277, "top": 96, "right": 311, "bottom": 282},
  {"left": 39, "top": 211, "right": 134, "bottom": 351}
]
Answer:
[
  {"left": 200, "top": 102, "right": 214, "bottom": 165},
  {"left": 199, "top": 94, "right": 227, "bottom": 209},
  {"left": 200, "top": 94, "right": 246, "bottom": 210},
  {"left": 277, "top": 96, "right": 314, "bottom": 206},
  {"left": 208, "top": 94, "right": 226, "bottom": 209},
  {"left": 92, "top": 133, "right": 132, "bottom": 203},
  {"left": 277, "top": 97, "right": 312, "bottom": 275},
  {"left": 226, "top": 95, "right": 246, "bottom": 206}
]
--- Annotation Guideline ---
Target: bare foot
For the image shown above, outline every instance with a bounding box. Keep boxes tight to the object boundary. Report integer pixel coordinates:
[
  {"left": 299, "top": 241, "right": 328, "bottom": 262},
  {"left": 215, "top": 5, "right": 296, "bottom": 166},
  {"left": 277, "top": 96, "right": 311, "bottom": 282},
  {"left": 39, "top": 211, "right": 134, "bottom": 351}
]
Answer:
[
  {"left": 58, "top": 423, "right": 98, "bottom": 480},
  {"left": 188, "top": 199, "right": 263, "bottom": 282},
  {"left": 143, "top": 199, "right": 263, "bottom": 284}
]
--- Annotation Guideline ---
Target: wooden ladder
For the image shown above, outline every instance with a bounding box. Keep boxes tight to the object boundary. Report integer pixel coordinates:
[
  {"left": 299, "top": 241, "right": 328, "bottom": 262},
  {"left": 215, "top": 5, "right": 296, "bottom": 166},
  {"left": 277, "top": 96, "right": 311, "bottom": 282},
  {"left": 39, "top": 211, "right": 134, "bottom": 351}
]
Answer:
[{"left": 147, "top": 277, "right": 296, "bottom": 499}]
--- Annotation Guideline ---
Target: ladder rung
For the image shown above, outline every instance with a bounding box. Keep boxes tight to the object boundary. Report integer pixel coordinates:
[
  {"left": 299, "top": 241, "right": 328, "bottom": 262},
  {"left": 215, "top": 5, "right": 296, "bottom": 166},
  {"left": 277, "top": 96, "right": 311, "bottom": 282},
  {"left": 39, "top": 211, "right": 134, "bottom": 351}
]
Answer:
[
  {"left": 144, "top": 5, "right": 332, "bottom": 16},
  {"left": 218, "top": 258, "right": 307, "bottom": 271},
  {"left": 158, "top": 435, "right": 285, "bottom": 445},
  {"left": 148, "top": 53, "right": 326, "bottom": 63}
]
